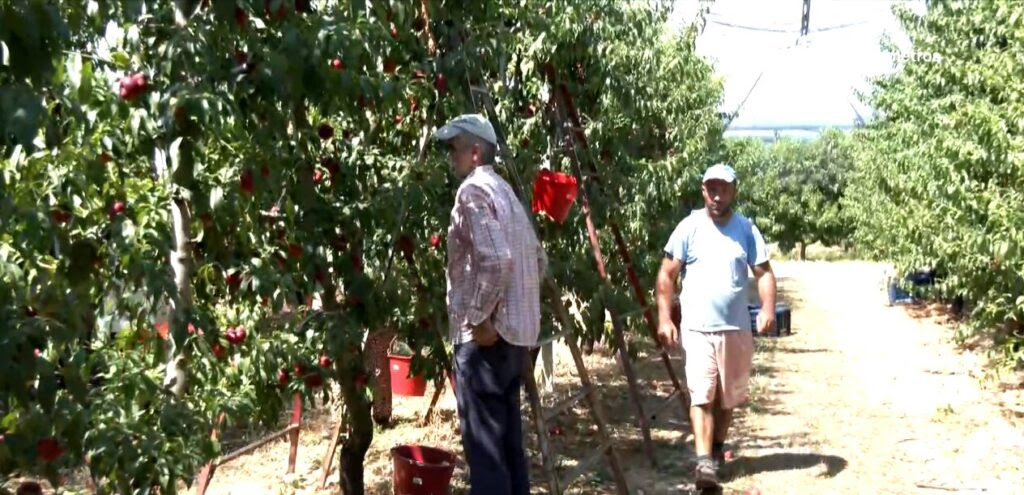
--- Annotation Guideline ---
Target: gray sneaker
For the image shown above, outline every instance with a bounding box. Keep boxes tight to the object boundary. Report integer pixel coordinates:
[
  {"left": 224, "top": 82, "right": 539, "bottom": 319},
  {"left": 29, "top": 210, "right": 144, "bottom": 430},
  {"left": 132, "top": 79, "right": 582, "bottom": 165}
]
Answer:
[{"left": 694, "top": 457, "right": 720, "bottom": 489}]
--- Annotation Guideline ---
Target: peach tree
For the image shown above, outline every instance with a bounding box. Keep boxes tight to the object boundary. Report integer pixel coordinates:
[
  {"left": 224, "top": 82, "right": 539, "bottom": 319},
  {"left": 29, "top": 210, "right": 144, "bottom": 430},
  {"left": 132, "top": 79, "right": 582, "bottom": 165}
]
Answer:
[
  {"left": 725, "top": 129, "right": 855, "bottom": 260},
  {"left": 1, "top": 0, "right": 724, "bottom": 493},
  {"left": 846, "top": 0, "right": 1024, "bottom": 368}
]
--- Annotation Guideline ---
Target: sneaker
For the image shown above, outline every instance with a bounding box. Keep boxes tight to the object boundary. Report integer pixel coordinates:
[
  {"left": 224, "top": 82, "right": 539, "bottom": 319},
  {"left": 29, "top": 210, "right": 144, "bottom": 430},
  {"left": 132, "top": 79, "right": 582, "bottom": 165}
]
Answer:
[{"left": 694, "top": 457, "right": 720, "bottom": 489}]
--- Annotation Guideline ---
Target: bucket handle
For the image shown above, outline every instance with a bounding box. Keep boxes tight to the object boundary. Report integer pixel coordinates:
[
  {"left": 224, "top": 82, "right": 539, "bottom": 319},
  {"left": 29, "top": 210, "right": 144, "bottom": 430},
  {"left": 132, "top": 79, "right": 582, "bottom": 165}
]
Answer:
[
  {"left": 388, "top": 334, "right": 399, "bottom": 355},
  {"left": 387, "top": 334, "right": 417, "bottom": 358}
]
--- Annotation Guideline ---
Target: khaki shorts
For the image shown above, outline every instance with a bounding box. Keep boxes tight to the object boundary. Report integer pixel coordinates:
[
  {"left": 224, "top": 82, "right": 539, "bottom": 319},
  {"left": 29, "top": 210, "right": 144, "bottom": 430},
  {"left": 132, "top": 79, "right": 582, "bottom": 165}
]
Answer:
[{"left": 681, "top": 329, "right": 754, "bottom": 410}]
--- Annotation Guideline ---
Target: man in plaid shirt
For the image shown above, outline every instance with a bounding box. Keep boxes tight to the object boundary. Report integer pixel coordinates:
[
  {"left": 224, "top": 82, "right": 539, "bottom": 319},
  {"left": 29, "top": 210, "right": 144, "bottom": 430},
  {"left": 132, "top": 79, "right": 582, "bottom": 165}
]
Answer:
[{"left": 434, "top": 114, "right": 546, "bottom": 495}]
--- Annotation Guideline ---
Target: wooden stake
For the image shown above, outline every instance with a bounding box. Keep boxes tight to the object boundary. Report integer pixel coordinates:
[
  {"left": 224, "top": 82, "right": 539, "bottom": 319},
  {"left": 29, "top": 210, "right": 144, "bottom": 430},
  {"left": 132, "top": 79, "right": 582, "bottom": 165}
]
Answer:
[
  {"left": 286, "top": 393, "right": 302, "bottom": 474},
  {"left": 195, "top": 413, "right": 226, "bottom": 495},
  {"left": 318, "top": 403, "right": 347, "bottom": 489}
]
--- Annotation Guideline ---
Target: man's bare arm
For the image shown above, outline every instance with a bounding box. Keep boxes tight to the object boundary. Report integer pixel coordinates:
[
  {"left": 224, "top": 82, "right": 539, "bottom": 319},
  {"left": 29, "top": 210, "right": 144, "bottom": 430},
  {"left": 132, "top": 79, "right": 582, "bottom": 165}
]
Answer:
[
  {"left": 656, "top": 256, "right": 684, "bottom": 348},
  {"left": 752, "top": 261, "right": 777, "bottom": 334}
]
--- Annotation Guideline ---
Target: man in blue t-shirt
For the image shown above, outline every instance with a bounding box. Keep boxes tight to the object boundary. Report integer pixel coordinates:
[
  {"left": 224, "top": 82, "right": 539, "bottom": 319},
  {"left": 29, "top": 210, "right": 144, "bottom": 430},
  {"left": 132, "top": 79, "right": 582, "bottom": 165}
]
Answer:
[{"left": 655, "top": 163, "right": 777, "bottom": 489}]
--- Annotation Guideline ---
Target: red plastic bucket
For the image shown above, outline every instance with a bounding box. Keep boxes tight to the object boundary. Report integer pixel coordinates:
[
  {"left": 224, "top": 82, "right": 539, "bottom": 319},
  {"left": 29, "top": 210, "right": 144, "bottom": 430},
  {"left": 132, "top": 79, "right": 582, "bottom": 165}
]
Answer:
[
  {"left": 391, "top": 445, "right": 457, "bottom": 495},
  {"left": 532, "top": 170, "right": 578, "bottom": 224},
  {"left": 389, "top": 354, "right": 427, "bottom": 396}
]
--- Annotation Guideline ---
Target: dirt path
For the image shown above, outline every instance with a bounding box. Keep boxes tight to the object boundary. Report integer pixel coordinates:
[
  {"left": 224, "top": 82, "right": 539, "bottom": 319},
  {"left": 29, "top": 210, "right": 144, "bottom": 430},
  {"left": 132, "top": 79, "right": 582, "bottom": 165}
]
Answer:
[
  {"left": 726, "top": 261, "right": 1024, "bottom": 495},
  {"left": 192, "top": 260, "right": 1024, "bottom": 495}
]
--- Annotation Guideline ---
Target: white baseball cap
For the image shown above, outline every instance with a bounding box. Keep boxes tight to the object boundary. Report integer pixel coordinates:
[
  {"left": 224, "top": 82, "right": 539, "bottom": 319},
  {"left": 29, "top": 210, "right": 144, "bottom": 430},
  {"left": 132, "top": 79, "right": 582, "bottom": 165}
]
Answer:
[
  {"left": 433, "top": 113, "right": 498, "bottom": 146},
  {"left": 702, "top": 163, "right": 737, "bottom": 183}
]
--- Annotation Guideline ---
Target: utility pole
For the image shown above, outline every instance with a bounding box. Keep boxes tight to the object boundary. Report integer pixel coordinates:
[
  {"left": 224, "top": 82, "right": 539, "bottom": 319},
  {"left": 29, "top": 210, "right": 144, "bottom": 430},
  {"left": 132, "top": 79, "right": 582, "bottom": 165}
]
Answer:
[{"left": 800, "top": 0, "right": 811, "bottom": 36}]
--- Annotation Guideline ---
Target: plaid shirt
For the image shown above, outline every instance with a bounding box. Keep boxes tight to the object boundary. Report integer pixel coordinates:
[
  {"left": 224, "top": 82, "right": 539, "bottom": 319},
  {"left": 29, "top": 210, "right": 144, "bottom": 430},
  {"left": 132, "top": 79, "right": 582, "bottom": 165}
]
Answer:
[{"left": 446, "top": 165, "right": 547, "bottom": 347}]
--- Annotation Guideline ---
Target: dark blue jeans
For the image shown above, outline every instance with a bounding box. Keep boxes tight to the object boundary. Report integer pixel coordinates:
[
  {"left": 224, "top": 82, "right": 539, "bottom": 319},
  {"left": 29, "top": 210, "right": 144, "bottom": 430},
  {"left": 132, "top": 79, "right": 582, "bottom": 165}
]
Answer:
[{"left": 453, "top": 338, "right": 530, "bottom": 495}]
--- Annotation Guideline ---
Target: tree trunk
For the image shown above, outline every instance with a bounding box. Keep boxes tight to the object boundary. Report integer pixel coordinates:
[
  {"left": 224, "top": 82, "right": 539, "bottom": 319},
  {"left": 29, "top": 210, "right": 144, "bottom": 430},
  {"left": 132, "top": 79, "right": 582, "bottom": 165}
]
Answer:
[
  {"left": 165, "top": 197, "right": 193, "bottom": 397},
  {"left": 798, "top": 241, "right": 807, "bottom": 261},
  {"left": 338, "top": 377, "right": 373, "bottom": 495},
  {"left": 318, "top": 265, "right": 373, "bottom": 495},
  {"left": 364, "top": 329, "right": 395, "bottom": 427},
  {"left": 161, "top": 139, "right": 195, "bottom": 398}
]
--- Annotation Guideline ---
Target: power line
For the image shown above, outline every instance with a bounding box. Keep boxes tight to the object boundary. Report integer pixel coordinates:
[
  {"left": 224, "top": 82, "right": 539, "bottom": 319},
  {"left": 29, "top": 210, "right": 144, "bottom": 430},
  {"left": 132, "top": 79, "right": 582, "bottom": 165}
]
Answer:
[
  {"left": 729, "top": 70, "right": 765, "bottom": 125},
  {"left": 706, "top": 17, "right": 870, "bottom": 34},
  {"left": 724, "top": 38, "right": 802, "bottom": 127},
  {"left": 707, "top": 18, "right": 791, "bottom": 33}
]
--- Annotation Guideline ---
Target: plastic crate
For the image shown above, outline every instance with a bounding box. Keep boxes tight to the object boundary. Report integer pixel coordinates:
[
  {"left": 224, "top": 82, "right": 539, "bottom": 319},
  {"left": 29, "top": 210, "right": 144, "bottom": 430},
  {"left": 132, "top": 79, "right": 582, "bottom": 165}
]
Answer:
[
  {"left": 885, "top": 270, "right": 934, "bottom": 305},
  {"left": 748, "top": 303, "right": 791, "bottom": 337},
  {"left": 886, "top": 282, "right": 915, "bottom": 305}
]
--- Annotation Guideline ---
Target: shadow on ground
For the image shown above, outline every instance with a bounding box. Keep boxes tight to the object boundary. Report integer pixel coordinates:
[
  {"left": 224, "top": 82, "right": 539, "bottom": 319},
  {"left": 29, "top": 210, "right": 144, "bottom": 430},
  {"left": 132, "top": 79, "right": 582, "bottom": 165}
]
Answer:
[
  {"left": 723, "top": 452, "right": 848, "bottom": 480},
  {"left": 368, "top": 276, "right": 807, "bottom": 494},
  {"left": 774, "top": 347, "right": 830, "bottom": 354}
]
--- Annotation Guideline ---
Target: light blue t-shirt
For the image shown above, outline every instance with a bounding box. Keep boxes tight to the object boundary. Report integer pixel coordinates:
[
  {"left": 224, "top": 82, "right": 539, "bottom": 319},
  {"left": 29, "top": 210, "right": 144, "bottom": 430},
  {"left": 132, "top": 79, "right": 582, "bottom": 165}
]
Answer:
[{"left": 663, "top": 209, "right": 769, "bottom": 332}]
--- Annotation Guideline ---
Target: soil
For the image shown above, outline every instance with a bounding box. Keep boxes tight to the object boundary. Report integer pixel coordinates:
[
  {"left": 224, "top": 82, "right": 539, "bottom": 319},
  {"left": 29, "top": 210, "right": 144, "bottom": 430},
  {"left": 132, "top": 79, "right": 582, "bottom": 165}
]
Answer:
[
  {"left": 11, "top": 261, "right": 1024, "bottom": 494},
  {"left": 203, "top": 260, "right": 1024, "bottom": 495}
]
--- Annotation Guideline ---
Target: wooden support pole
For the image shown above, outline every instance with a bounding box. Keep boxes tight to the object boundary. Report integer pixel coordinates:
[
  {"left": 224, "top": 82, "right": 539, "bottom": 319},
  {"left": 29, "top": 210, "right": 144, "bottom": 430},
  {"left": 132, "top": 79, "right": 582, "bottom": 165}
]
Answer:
[
  {"left": 219, "top": 424, "right": 299, "bottom": 465},
  {"left": 318, "top": 404, "right": 347, "bottom": 489},
  {"left": 575, "top": 177, "right": 658, "bottom": 468},
  {"left": 195, "top": 412, "right": 226, "bottom": 495},
  {"left": 286, "top": 393, "right": 302, "bottom": 474},
  {"left": 523, "top": 354, "right": 561, "bottom": 495},
  {"left": 610, "top": 313, "right": 657, "bottom": 467},
  {"left": 544, "top": 280, "right": 630, "bottom": 495},
  {"left": 549, "top": 73, "right": 692, "bottom": 416},
  {"left": 420, "top": 370, "right": 448, "bottom": 425}
]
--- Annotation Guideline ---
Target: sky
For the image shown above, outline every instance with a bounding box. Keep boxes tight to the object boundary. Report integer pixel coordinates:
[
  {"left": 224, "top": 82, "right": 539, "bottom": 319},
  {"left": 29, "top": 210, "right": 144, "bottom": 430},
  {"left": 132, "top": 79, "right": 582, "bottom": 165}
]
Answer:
[{"left": 668, "top": 0, "right": 925, "bottom": 140}]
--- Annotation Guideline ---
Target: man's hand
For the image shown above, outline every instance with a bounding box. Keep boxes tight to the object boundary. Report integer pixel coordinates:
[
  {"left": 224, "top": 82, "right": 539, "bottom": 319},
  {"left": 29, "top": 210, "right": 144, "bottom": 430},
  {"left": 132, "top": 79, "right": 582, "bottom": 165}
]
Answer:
[
  {"left": 655, "top": 256, "right": 684, "bottom": 350},
  {"left": 657, "top": 320, "right": 679, "bottom": 349},
  {"left": 756, "top": 309, "right": 776, "bottom": 335},
  {"left": 472, "top": 319, "right": 499, "bottom": 346}
]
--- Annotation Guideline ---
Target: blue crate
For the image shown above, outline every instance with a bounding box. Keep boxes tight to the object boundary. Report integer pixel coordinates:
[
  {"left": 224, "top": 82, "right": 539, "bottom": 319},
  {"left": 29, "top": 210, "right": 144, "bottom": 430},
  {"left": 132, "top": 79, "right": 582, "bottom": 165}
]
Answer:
[
  {"left": 886, "top": 270, "right": 934, "bottom": 305},
  {"left": 887, "top": 282, "right": 915, "bottom": 305},
  {"left": 906, "top": 270, "right": 936, "bottom": 285},
  {"left": 748, "top": 303, "right": 791, "bottom": 337}
]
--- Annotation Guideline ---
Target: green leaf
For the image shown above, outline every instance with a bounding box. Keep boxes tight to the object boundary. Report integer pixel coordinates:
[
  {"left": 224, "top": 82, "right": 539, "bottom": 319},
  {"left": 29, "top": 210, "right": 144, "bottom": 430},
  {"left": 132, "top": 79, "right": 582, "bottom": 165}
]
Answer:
[
  {"left": 67, "top": 52, "right": 83, "bottom": 91},
  {"left": 169, "top": 137, "right": 184, "bottom": 175},
  {"left": 994, "top": 240, "right": 1009, "bottom": 261},
  {"left": 111, "top": 51, "right": 131, "bottom": 69},
  {"left": 209, "top": 186, "right": 223, "bottom": 210},
  {"left": 1, "top": 86, "right": 45, "bottom": 149},
  {"left": 1, "top": 411, "right": 18, "bottom": 431}
]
